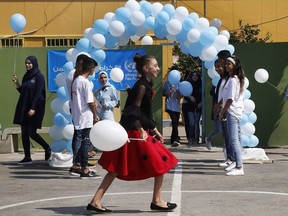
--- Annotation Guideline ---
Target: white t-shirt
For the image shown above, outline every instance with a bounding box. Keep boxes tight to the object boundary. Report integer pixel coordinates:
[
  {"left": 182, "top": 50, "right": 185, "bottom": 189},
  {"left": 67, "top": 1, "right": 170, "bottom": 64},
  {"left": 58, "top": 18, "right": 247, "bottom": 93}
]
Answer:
[
  {"left": 70, "top": 75, "right": 94, "bottom": 130},
  {"left": 222, "top": 76, "right": 244, "bottom": 120}
]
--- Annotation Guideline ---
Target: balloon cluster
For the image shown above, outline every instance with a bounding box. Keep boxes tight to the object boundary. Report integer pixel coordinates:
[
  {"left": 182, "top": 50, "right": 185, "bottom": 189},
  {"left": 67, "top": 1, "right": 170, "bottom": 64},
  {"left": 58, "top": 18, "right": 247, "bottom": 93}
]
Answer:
[{"left": 49, "top": 0, "right": 260, "bottom": 150}]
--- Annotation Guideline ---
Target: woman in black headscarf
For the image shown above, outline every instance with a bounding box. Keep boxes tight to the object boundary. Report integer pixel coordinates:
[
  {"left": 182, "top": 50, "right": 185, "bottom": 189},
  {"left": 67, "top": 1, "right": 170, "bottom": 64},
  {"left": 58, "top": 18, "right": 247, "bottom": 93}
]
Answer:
[{"left": 12, "top": 56, "right": 51, "bottom": 164}]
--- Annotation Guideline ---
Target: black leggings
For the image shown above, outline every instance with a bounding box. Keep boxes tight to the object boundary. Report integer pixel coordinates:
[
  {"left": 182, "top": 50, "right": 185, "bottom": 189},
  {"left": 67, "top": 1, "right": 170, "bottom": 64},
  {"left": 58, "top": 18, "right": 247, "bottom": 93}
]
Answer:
[{"left": 21, "top": 124, "right": 50, "bottom": 158}]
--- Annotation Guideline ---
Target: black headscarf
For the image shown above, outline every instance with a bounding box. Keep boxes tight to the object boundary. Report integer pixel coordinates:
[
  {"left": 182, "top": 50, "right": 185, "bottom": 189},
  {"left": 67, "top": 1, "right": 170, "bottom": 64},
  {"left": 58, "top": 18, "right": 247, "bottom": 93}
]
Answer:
[{"left": 23, "top": 56, "right": 41, "bottom": 80}]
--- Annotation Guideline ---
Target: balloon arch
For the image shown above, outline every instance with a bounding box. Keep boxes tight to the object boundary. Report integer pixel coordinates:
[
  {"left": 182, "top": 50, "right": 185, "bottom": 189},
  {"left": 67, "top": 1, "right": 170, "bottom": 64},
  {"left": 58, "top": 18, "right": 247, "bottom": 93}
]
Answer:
[{"left": 47, "top": 0, "right": 259, "bottom": 152}]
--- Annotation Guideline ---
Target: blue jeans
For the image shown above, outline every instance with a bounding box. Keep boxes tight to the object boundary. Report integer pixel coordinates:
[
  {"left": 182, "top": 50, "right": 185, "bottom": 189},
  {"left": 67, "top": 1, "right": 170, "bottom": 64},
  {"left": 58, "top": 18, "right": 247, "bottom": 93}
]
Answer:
[
  {"left": 183, "top": 108, "right": 201, "bottom": 142},
  {"left": 221, "top": 120, "right": 235, "bottom": 161},
  {"left": 72, "top": 128, "right": 91, "bottom": 168},
  {"left": 207, "top": 119, "right": 222, "bottom": 142},
  {"left": 226, "top": 112, "right": 243, "bottom": 167}
]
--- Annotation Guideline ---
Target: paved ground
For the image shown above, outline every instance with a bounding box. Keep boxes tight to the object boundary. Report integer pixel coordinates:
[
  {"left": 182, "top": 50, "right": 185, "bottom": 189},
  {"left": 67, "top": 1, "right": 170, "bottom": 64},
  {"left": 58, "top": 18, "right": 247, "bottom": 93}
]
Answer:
[{"left": 1, "top": 126, "right": 288, "bottom": 216}]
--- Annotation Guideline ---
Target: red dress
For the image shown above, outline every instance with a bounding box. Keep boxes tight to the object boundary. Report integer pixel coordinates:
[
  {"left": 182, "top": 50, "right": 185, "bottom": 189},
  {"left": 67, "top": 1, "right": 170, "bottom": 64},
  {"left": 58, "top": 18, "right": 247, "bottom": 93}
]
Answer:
[{"left": 98, "top": 77, "right": 178, "bottom": 181}]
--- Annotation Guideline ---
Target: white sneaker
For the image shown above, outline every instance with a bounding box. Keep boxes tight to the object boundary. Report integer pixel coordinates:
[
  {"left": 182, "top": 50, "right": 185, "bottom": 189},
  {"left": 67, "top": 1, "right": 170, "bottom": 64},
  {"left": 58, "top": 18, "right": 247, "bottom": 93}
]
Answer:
[
  {"left": 218, "top": 160, "right": 231, "bottom": 167},
  {"left": 225, "top": 162, "right": 236, "bottom": 172},
  {"left": 226, "top": 168, "right": 244, "bottom": 176},
  {"left": 205, "top": 137, "right": 212, "bottom": 150}
]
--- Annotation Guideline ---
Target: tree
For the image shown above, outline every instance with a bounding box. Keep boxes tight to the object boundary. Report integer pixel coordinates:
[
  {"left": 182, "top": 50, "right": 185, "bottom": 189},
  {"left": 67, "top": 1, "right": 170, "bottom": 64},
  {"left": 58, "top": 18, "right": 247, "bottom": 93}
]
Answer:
[{"left": 229, "top": 20, "right": 272, "bottom": 43}]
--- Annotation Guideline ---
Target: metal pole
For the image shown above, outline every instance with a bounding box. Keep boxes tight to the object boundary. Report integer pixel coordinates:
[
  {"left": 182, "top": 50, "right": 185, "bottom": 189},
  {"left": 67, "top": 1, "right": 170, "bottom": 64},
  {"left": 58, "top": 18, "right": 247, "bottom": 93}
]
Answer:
[{"left": 201, "top": 0, "right": 207, "bottom": 143}]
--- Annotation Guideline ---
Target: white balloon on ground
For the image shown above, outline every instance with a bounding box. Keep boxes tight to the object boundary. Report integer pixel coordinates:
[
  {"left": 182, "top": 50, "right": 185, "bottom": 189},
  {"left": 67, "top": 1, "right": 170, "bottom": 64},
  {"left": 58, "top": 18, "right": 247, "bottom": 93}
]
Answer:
[
  {"left": 63, "top": 124, "right": 74, "bottom": 140},
  {"left": 90, "top": 120, "right": 128, "bottom": 151},
  {"left": 110, "top": 67, "right": 124, "bottom": 82},
  {"left": 141, "top": 35, "right": 153, "bottom": 45},
  {"left": 254, "top": 68, "right": 269, "bottom": 83}
]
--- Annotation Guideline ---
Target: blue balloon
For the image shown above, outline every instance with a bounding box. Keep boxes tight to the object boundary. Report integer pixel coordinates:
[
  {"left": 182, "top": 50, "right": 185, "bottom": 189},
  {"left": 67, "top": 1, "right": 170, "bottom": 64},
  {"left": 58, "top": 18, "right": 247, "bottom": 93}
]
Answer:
[
  {"left": 123, "top": 22, "right": 137, "bottom": 36},
  {"left": 54, "top": 112, "right": 69, "bottom": 127},
  {"left": 179, "top": 81, "right": 193, "bottom": 96},
  {"left": 241, "top": 135, "right": 250, "bottom": 147},
  {"left": 176, "top": 29, "right": 189, "bottom": 43},
  {"left": 156, "top": 11, "right": 170, "bottom": 25},
  {"left": 199, "top": 30, "right": 216, "bottom": 46},
  {"left": 162, "top": 4, "right": 175, "bottom": 18},
  {"left": 57, "top": 86, "right": 69, "bottom": 101},
  {"left": 90, "top": 49, "right": 106, "bottom": 63},
  {"left": 93, "top": 19, "right": 109, "bottom": 35},
  {"left": 105, "top": 33, "right": 118, "bottom": 49},
  {"left": 10, "top": 13, "right": 26, "bottom": 33},
  {"left": 66, "top": 140, "right": 73, "bottom": 153},
  {"left": 248, "top": 135, "right": 259, "bottom": 147},
  {"left": 240, "top": 113, "right": 249, "bottom": 125},
  {"left": 76, "top": 38, "right": 92, "bottom": 52},
  {"left": 182, "top": 17, "right": 194, "bottom": 31},
  {"left": 188, "top": 42, "right": 204, "bottom": 57},
  {"left": 154, "top": 23, "right": 168, "bottom": 39},
  {"left": 144, "top": 16, "right": 156, "bottom": 30},
  {"left": 140, "top": 1, "right": 152, "bottom": 17},
  {"left": 204, "top": 59, "right": 216, "bottom": 70},
  {"left": 180, "top": 43, "right": 189, "bottom": 55},
  {"left": 115, "top": 7, "right": 131, "bottom": 23},
  {"left": 50, "top": 140, "right": 68, "bottom": 153},
  {"left": 212, "top": 76, "right": 220, "bottom": 87},
  {"left": 63, "top": 61, "right": 74, "bottom": 74},
  {"left": 168, "top": 70, "right": 181, "bottom": 85},
  {"left": 248, "top": 112, "right": 257, "bottom": 124},
  {"left": 243, "top": 89, "right": 251, "bottom": 99},
  {"left": 188, "top": 12, "right": 199, "bottom": 22}
]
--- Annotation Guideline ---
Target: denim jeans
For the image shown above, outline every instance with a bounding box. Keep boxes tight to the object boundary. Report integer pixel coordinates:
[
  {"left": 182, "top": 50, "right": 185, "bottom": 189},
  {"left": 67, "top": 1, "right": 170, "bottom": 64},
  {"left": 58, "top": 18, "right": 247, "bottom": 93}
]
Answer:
[
  {"left": 226, "top": 112, "right": 243, "bottom": 167},
  {"left": 207, "top": 119, "right": 222, "bottom": 142},
  {"left": 221, "top": 120, "right": 235, "bottom": 161},
  {"left": 72, "top": 128, "right": 91, "bottom": 168},
  {"left": 182, "top": 107, "right": 201, "bottom": 142},
  {"left": 166, "top": 110, "right": 180, "bottom": 144}
]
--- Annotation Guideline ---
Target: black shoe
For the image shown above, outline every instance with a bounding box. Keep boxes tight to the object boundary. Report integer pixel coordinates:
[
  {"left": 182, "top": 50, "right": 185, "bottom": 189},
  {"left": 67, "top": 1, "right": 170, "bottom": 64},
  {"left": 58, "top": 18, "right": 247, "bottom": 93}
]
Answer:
[
  {"left": 80, "top": 171, "right": 102, "bottom": 180},
  {"left": 150, "top": 202, "right": 177, "bottom": 211},
  {"left": 45, "top": 149, "right": 51, "bottom": 161},
  {"left": 18, "top": 157, "right": 32, "bottom": 165},
  {"left": 69, "top": 167, "right": 82, "bottom": 176},
  {"left": 87, "top": 203, "right": 113, "bottom": 213}
]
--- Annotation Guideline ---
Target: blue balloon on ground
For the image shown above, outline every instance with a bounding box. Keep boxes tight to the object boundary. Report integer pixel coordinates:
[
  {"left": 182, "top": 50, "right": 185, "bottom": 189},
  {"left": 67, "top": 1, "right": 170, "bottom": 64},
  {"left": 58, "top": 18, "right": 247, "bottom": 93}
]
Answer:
[
  {"left": 179, "top": 81, "right": 193, "bottom": 96},
  {"left": 168, "top": 70, "right": 181, "bottom": 85},
  {"left": 10, "top": 13, "right": 26, "bottom": 33}
]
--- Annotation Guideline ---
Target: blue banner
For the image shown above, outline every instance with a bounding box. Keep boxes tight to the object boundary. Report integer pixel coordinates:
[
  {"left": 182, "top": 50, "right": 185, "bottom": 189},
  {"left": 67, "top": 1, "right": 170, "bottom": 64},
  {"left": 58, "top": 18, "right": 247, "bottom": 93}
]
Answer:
[{"left": 47, "top": 49, "right": 146, "bottom": 92}]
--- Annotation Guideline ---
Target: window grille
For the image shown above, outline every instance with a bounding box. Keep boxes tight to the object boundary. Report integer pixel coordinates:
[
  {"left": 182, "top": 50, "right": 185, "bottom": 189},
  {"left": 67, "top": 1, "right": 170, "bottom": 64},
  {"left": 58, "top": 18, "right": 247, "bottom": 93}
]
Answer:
[
  {"left": 0, "top": 38, "right": 23, "bottom": 47},
  {"left": 45, "top": 37, "right": 80, "bottom": 47}
]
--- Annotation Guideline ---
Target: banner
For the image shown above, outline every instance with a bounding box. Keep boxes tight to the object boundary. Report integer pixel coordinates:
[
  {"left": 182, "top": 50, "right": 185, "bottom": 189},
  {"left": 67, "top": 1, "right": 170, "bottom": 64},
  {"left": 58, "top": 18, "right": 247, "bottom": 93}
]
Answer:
[{"left": 47, "top": 49, "right": 146, "bottom": 92}]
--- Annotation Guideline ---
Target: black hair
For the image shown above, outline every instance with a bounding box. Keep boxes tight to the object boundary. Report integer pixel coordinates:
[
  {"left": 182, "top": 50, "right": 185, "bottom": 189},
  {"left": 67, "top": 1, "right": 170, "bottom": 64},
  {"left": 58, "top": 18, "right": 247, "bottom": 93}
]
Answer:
[
  {"left": 227, "top": 55, "right": 246, "bottom": 93},
  {"left": 133, "top": 53, "right": 155, "bottom": 75},
  {"left": 217, "top": 50, "right": 231, "bottom": 59}
]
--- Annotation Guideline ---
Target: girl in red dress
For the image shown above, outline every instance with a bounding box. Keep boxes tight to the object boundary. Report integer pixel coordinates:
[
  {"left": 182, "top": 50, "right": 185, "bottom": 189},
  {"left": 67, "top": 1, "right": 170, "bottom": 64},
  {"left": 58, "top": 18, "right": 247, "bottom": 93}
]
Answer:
[{"left": 86, "top": 53, "right": 178, "bottom": 213}]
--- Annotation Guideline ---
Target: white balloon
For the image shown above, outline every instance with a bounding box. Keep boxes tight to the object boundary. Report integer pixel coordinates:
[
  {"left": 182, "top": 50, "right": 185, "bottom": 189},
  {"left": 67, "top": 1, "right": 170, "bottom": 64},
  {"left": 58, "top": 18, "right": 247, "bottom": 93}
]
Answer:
[
  {"left": 141, "top": 35, "right": 153, "bottom": 45},
  {"left": 125, "top": 0, "right": 140, "bottom": 12},
  {"left": 104, "top": 12, "right": 115, "bottom": 23},
  {"left": 254, "top": 68, "right": 269, "bottom": 83},
  {"left": 55, "top": 72, "right": 67, "bottom": 88},
  {"left": 50, "top": 98, "right": 65, "bottom": 113},
  {"left": 109, "top": 20, "right": 125, "bottom": 37},
  {"left": 130, "top": 35, "right": 140, "bottom": 42},
  {"left": 173, "top": 6, "right": 189, "bottom": 21},
  {"left": 90, "top": 33, "right": 106, "bottom": 49},
  {"left": 130, "top": 11, "right": 145, "bottom": 26},
  {"left": 220, "top": 30, "right": 230, "bottom": 40},
  {"left": 151, "top": 2, "right": 163, "bottom": 17},
  {"left": 213, "top": 35, "right": 229, "bottom": 51},
  {"left": 66, "top": 48, "right": 79, "bottom": 62},
  {"left": 166, "top": 19, "right": 182, "bottom": 35},
  {"left": 63, "top": 100, "right": 71, "bottom": 115},
  {"left": 187, "top": 29, "right": 201, "bottom": 42},
  {"left": 90, "top": 120, "right": 128, "bottom": 151},
  {"left": 110, "top": 67, "right": 124, "bottom": 82},
  {"left": 243, "top": 99, "right": 255, "bottom": 114},
  {"left": 63, "top": 124, "right": 74, "bottom": 140},
  {"left": 195, "top": 17, "right": 209, "bottom": 32},
  {"left": 202, "top": 45, "right": 217, "bottom": 61},
  {"left": 242, "top": 122, "right": 256, "bottom": 136},
  {"left": 49, "top": 125, "right": 64, "bottom": 140},
  {"left": 83, "top": 28, "right": 95, "bottom": 40},
  {"left": 244, "top": 77, "right": 250, "bottom": 89}
]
